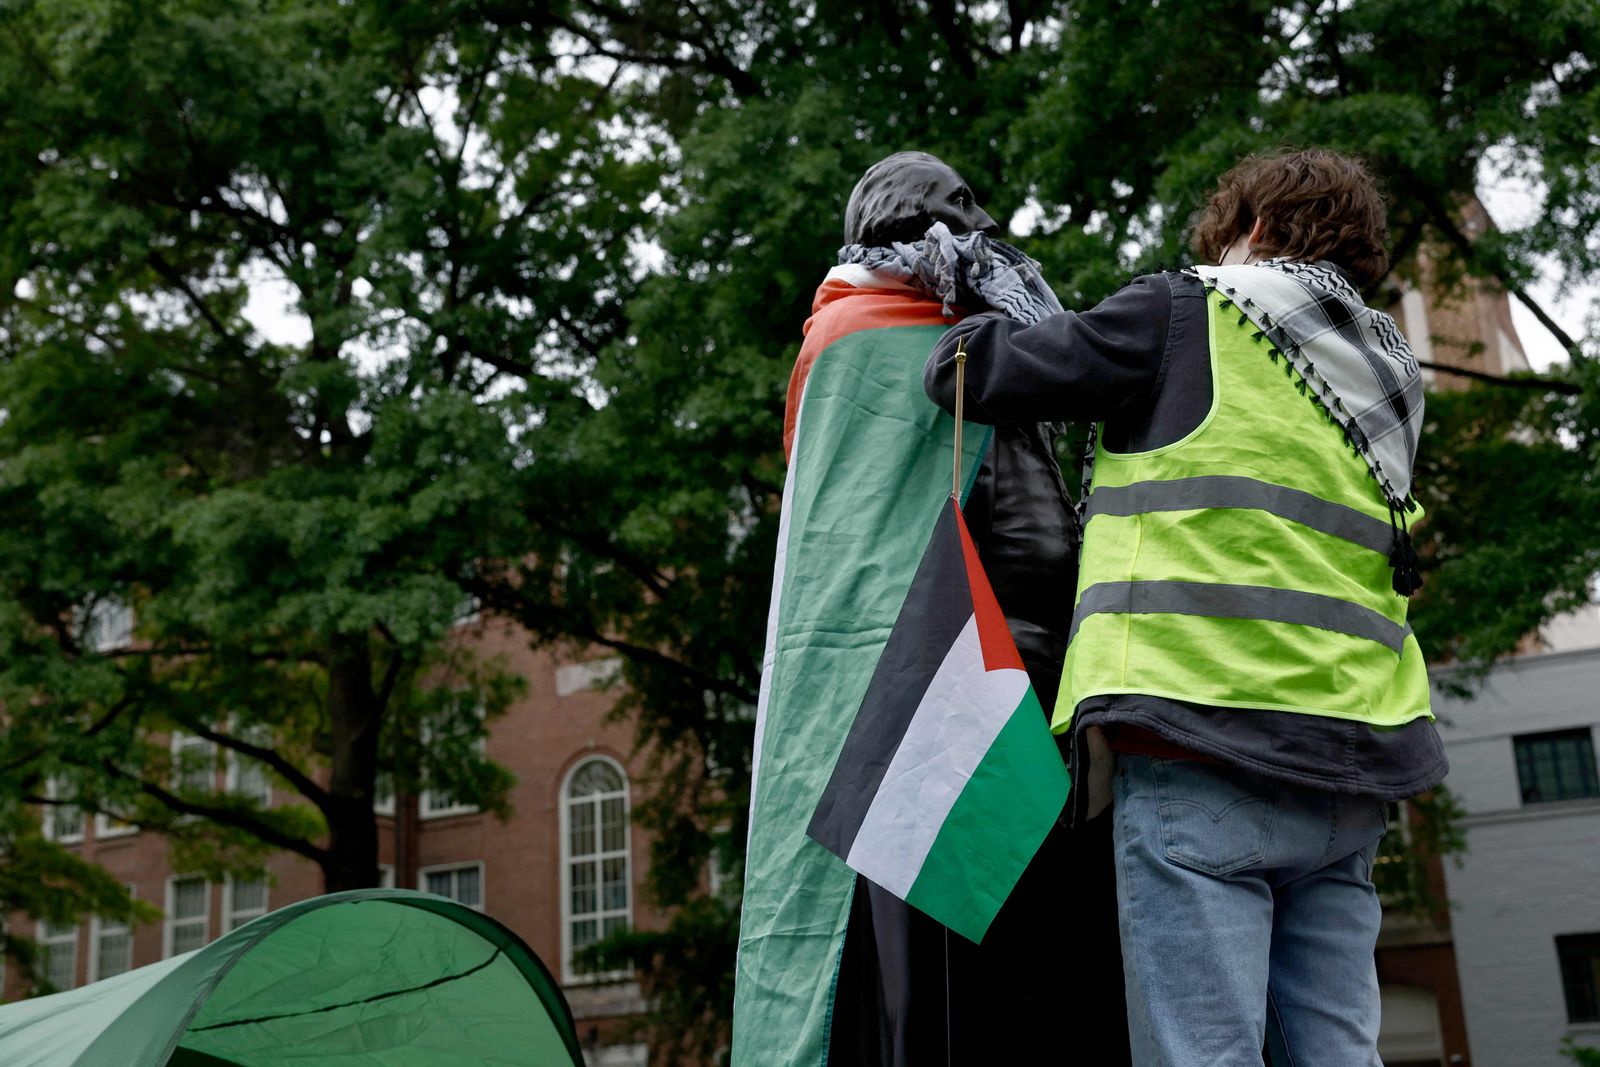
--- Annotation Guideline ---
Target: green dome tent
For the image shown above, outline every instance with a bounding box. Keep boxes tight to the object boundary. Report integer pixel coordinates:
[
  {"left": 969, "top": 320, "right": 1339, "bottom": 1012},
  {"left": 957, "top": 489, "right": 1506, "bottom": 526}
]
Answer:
[{"left": 0, "top": 889, "right": 585, "bottom": 1067}]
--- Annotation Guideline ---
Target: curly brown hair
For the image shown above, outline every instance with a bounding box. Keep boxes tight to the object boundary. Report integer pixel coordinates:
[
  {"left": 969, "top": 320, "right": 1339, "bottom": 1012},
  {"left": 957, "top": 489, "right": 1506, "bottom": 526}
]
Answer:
[{"left": 1189, "top": 149, "right": 1390, "bottom": 288}]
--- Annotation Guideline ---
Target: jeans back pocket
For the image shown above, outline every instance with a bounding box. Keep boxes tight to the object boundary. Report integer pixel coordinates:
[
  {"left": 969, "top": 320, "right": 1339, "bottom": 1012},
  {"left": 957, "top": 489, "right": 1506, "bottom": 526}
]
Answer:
[{"left": 1154, "top": 758, "right": 1277, "bottom": 877}]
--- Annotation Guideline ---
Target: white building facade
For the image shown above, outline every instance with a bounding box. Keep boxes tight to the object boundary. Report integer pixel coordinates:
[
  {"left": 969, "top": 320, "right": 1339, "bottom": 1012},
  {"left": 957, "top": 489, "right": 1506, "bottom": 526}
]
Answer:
[{"left": 1435, "top": 646, "right": 1600, "bottom": 1067}]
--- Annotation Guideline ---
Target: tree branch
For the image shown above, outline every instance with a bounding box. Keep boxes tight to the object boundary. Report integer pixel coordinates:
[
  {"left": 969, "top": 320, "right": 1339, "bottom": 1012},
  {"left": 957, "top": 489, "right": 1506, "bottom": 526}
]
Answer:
[
  {"left": 1005, "top": 0, "right": 1027, "bottom": 51},
  {"left": 1317, "top": 4, "right": 1350, "bottom": 98},
  {"left": 146, "top": 251, "right": 239, "bottom": 345},
  {"left": 1420, "top": 192, "right": 1590, "bottom": 366},
  {"left": 1384, "top": 220, "right": 1427, "bottom": 291},
  {"left": 375, "top": 650, "right": 407, "bottom": 709},
  {"left": 181, "top": 721, "right": 331, "bottom": 806},
  {"left": 550, "top": 305, "right": 606, "bottom": 359},
  {"left": 1505, "top": 285, "right": 1589, "bottom": 366},
  {"left": 472, "top": 350, "right": 537, "bottom": 377},
  {"left": 12, "top": 297, "right": 129, "bottom": 356},
  {"left": 555, "top": 8, "right": 759, "bottom": 97},
  {"left": 571, "top": 628, "right": 760, "bottom": 706},
  {"left": 484, "top": 579, "right": 755, "bottom": 705},
  {"left": 546, "top": 521, "right": 673, "bottom": 598},
  {"left": 1418, "top": 360, "right": 1583, "bottom": 394},
  {"left": 925, "top": 0, "right": 982, "bottom": 78},
  {"left": 92, "top": 758, "right": 329, "bottom": 867},
  {"left": 452, "top": 35, "right": 505, "bottom": 172}
]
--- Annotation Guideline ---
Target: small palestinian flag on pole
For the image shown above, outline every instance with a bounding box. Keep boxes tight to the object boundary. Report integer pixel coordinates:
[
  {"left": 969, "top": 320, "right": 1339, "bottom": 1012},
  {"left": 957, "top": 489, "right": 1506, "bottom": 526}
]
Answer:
[{"left": 806, "top": 339, "right": 1070, "bottom": 944}]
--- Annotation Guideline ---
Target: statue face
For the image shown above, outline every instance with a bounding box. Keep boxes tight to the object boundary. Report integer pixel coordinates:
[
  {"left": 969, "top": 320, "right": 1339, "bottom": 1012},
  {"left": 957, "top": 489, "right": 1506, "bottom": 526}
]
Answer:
[{"left": 844, "top": 151, "right": 999, "bottom": 247}]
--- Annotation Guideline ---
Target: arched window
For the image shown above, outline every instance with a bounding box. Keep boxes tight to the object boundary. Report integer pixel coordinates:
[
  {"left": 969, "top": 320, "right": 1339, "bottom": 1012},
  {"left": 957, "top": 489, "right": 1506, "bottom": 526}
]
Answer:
[{"left": 560, "top": 757, "right": 631, "bottom": 981}]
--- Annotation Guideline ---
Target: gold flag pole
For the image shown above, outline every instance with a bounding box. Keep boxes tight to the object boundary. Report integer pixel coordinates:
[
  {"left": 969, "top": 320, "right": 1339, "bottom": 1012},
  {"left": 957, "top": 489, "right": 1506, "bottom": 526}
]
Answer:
[
  {"left": 946, "top": 333, "right": 968, "bottom": 1063},
  {"left": 952, "top": 334, "right": 968, "bottom": 501}
]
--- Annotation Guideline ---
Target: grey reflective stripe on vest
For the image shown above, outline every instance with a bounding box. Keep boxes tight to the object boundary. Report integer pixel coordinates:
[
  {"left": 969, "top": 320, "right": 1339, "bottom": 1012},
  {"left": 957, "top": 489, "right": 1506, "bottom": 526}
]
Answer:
[
  {"left": 1084, "top": 475, "right": 1394, "bottom": 556},
  {"left": 1068, "top": 580, "right": 1412, "bottom": 653}
]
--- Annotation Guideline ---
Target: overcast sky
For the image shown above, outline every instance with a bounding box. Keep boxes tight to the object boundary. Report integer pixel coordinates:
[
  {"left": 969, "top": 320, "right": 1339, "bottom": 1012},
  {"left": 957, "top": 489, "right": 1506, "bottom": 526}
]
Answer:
[{"left": 1477, "top": 182, "right": 1594, "bottom": 372}]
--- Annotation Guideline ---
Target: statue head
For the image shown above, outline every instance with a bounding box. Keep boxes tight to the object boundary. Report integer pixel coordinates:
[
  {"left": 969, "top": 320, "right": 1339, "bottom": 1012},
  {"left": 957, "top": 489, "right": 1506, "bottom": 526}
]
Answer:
[{"left": 843, "top": 151, "right": 999, "bottom": 247}]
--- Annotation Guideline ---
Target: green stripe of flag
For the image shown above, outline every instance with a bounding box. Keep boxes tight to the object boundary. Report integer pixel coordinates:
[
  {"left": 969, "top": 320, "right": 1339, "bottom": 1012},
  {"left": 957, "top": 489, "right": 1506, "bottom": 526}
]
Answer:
[
  {"left": 734, "top": 322, "right": 991, "bottom": 1065},
  {"left": 904, "top": 687, "right": 1068, "bottom": 943}
]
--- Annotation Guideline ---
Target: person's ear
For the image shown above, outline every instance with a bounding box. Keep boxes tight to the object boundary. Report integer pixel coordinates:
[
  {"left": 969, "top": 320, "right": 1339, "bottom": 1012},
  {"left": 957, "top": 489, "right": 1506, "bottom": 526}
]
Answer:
[{"left": 1247, "top": 217, "right": 1267, "bottom": 248}]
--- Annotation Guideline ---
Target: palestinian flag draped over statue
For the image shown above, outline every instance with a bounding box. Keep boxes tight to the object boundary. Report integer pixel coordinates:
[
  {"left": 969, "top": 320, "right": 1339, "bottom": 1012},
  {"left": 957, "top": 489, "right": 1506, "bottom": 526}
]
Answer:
[
  {"left": 808, "top": 496, "right": 1068, "bottom": 943},
  {"left": 731, "top": 263, "right": 1067, "bottom": 1065}
]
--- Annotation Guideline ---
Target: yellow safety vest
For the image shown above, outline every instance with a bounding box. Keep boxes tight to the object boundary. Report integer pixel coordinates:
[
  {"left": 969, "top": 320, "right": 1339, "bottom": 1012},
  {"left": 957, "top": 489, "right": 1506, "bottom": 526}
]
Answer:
[{"left": 1056, "top": 285, "right": 1432, "bottom": 733}]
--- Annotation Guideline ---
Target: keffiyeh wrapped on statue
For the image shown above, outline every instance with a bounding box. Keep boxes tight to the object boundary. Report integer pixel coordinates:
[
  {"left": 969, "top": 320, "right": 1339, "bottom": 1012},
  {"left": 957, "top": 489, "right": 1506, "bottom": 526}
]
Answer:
[{"left": 840, "top": 222, "right": 1064, "bottom": 325}]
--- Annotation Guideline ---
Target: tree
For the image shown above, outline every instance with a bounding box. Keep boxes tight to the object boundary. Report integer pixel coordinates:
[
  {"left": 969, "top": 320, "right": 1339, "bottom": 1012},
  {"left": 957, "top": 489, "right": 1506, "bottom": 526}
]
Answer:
[
  {"left": 0, "top": 0, "right": 661, "bottom": 899},
  {"left": 0, "top": 808, "right": 155, "bottom": 994},
  {"left": 1412, "top": 357, "right": 1600, "bottom": 676}
]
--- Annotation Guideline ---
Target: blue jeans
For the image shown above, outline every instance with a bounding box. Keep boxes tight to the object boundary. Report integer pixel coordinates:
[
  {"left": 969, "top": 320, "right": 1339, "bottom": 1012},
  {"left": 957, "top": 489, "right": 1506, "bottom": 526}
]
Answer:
[{"left": 1112, "top": 755, "right": 1388, "bottom": 1067}]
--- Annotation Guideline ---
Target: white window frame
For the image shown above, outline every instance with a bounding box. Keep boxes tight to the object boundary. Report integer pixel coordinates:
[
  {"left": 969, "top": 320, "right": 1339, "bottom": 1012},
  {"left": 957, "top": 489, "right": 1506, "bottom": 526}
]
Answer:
[
  {"left": 588, "top": 1044, "right": 650, "bottom": 1067},
  {"left": 559, "top": 755, "right": 633, "bottom": 983},
  {"left": 223, "top": 873, "right": 269, "bottom": 931},
  {"left": 79, "top": 597, "right": 134, "bottom": 653},
  {"left": 41, "top": 778, "right": 85, "bottom": 844},
  {"left": 373, "top": 772, "right": 396, "bottom": 817},
  {"left": 554, "top": 656, "right": 622, "bottom": 698},
  {"left": 164, "top": 875, "right": 211, "bottom": 958},
  {"left": 1374, "top": 800, "right": 1413, "bottom": 906},
  {"left": 170, "top": 731, "right": 217, "bottom": 796},
  {"left": 420, "top": 786, "right": 478, "bottom": 819},
  {"left": 37, "top": 917, "right": 79, "bottom": 992},
  {"left": 94, "top": 810, "right": 139, "bottom": 840},
  {"left": 417, "top": 861, "right": 485, "bottom": 912},
  {"left": 1385, "top": 800, "right": 1412, "bottom": 842},
  {"left": 452, "top": 592, "right": 482, "bottom": 627},
  {"left": 420, "top": 701, "right": 486, "bottom": 820},
  {"left": 377, "top": 863, "right": 396, "bottom": 889},
  {"left": 88, "top": 885, "right": 137, "bottom": 983},
  {"left": 223, "top": 721, "right": 272, "bottom": 808}
]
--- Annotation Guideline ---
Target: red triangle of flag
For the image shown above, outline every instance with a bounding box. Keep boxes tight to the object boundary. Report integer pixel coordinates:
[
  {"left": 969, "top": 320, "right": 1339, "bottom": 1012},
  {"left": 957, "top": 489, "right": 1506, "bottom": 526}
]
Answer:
[{"left": 951, "top": 500, "right": 1025, "bottom": 674}]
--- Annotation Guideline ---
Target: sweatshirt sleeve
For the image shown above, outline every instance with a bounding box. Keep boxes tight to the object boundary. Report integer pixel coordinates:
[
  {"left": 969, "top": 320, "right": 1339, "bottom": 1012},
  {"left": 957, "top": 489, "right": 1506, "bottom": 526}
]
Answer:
[{"left": 923, "top": 273, "right": 1174, "bottom": 425}]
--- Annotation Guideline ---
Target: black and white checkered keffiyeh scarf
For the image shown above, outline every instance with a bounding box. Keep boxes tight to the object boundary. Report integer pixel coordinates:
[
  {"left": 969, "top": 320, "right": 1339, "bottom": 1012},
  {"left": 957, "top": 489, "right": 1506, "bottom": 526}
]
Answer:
[
  {"left": 1189, "top": 259, "right": 1424, "bottom": 511},
  {"left": 838, "top": 222, "right": 1065, "bottom": 326}
]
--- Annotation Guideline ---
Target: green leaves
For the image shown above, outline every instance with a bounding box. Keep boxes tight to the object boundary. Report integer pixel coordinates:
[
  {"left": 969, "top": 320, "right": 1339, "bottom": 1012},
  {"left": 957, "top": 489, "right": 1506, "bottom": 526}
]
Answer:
[
  {"left": 0, "top": 826, "right": 158, "bottom": 994},
  {"left": 1413, "top": 359, "right": 1600, "bottom": 678},
  {"left": 0, "top": 0, "right": 586, "bottom": 913}
]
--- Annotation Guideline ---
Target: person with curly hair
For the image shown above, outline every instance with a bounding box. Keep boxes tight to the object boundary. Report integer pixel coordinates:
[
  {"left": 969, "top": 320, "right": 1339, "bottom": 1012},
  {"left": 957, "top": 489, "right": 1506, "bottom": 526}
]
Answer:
[{"left": 925, "top": 148, "right": 1444, "bottom": 1067}]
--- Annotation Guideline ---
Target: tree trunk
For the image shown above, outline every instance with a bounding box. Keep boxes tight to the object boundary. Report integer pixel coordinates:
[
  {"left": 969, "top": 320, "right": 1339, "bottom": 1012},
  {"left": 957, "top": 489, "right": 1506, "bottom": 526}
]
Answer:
[
  {"left": 322, "top": 634, "right": 382, "bottom": 892},
  {"left": 395, "top": 790, "right": 419, "bottom": 889}
]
